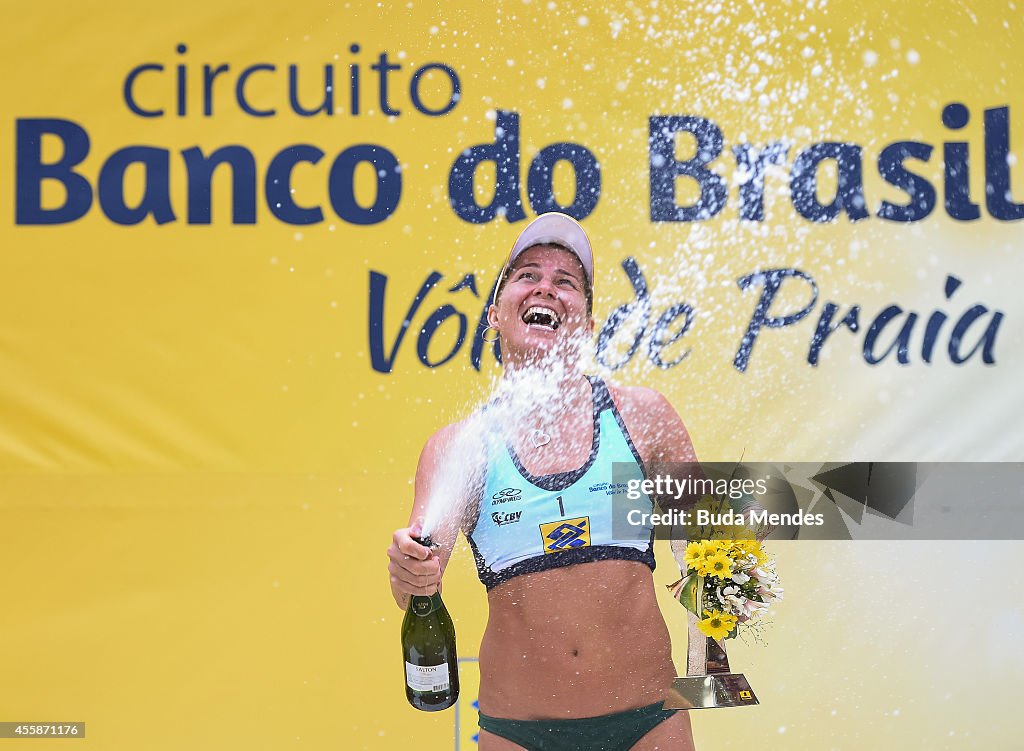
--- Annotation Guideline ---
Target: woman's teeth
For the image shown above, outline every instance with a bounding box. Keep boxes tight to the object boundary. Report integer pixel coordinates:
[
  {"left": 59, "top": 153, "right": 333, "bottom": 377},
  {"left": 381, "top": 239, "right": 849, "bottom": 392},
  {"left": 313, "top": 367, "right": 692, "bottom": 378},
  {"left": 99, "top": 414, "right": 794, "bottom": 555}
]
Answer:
[{"left": 522, "top": 306, "right": 561, "bottom": 330}]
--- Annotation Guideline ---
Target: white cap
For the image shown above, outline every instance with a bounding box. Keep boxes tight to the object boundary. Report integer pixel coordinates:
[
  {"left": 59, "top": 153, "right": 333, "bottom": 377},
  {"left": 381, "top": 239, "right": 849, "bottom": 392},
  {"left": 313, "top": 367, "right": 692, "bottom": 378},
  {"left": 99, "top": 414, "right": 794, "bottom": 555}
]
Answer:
[{"left": 494, "top": 213, "right": 594, "bottom": 304}]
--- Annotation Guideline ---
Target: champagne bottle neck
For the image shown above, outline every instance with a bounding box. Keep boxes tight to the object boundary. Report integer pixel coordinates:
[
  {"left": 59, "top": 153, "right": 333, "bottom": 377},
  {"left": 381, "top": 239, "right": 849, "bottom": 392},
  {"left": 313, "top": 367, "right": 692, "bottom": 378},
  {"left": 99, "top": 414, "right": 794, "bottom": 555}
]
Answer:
[{"left": 410, "top": 592, "right": 443, "bottom": 616}]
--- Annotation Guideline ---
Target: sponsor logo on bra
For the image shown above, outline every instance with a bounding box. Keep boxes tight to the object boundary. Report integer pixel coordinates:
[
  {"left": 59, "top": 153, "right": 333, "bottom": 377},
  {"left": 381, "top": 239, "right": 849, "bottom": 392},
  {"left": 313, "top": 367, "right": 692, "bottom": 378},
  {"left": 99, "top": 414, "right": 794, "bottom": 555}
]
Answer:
[
  {"left": 539, "top": 517, "right": 591, "bottom": 553},
  {"left": 491, "top": 487, "right": 523, "bottom": 505},
  {"left": 492, "top": 511, "right": 523, "bottom": 526}
]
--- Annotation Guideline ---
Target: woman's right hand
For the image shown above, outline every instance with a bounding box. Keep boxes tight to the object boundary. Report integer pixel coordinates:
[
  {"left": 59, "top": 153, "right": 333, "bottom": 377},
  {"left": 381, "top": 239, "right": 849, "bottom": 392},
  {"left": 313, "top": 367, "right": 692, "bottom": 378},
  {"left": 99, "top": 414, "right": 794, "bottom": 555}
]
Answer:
[{"left": 388, "top": 523, "right": 442, "bottom": 599}]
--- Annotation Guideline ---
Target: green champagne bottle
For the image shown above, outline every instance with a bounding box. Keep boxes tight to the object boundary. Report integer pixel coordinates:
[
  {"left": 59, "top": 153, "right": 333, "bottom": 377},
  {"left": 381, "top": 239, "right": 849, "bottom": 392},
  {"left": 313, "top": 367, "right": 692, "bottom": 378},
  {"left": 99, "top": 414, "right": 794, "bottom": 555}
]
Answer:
[{"left": 401, "top": 536, "right": 459, "bottom": 711}]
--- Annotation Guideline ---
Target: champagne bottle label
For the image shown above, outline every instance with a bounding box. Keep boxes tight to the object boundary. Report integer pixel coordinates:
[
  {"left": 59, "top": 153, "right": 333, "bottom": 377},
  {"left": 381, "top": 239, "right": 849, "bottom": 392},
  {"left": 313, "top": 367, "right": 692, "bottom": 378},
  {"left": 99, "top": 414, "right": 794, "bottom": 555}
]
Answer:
[{"left": 405, "top": 662, "right": 450, "bottom": 693}]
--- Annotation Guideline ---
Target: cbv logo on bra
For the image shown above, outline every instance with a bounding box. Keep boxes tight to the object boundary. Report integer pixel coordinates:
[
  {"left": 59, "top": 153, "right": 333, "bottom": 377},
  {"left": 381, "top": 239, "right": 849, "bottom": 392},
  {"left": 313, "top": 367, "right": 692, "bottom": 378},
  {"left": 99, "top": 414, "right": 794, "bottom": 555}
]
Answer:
[{"left": 491, "top": 511, "right": 522, "bottom": 526}]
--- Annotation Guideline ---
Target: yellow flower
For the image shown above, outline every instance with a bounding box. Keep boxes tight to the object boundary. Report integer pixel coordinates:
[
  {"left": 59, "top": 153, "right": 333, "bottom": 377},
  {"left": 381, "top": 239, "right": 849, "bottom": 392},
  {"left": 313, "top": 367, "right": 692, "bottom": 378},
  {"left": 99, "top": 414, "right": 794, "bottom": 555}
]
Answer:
[
  {"left": 736, "top": 539, "right": 768, "bottom": 564},
  {"left": 697, "top": 610, "right": 738, "bottom": 640},
  {"left": 711, "top": 524, "right": 752, "bottom": 543},
  {"left": 694, "top": 493, "right": 723, "bottom": 511},
  {"left": 701, "top": 495, "right": 730, "bottom": 517},
  {"left": 704, "top": 539, "right": 719, "bottom": 553},
  {"left": 702, "top": 552, "right": 734, "bottom": 579},
  {"left": 731, "top": 526, "right": 759, "bottom": 542},
  {"left": 735, "top": 539, "right": 758, "bottom": 556},
  {"left": 684, "top": 541, "right": 709, "bottom": 571},
  {"left": 735, "top": 538, "right": 755, "bottom": 551}
]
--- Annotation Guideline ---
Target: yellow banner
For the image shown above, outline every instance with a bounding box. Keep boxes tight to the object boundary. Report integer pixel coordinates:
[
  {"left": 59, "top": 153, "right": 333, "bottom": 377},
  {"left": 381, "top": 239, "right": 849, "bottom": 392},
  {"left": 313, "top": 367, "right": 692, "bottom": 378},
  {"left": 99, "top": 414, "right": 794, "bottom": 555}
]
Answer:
[{"left": 1, "top": 1, "right": 1021, "bottom": 749}]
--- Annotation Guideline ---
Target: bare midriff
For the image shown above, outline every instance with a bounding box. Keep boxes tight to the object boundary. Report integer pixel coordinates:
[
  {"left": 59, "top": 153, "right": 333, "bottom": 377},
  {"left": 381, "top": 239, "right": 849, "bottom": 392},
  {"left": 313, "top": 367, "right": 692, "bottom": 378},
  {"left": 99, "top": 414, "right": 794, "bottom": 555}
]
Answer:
[{"left": 477, "top": 558, "right": 677, "bottom": 720}]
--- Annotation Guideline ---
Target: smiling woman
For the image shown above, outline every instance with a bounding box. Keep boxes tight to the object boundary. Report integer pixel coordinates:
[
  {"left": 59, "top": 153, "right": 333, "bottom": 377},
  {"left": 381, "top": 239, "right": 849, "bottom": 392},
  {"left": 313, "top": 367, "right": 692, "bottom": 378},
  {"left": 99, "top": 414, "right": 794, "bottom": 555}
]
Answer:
[
  {"left": 488, "top": 245, "right": 591, "bottom": 352},
  {"left": 387, "top": 213, "right": 700, "bottom": 751}
]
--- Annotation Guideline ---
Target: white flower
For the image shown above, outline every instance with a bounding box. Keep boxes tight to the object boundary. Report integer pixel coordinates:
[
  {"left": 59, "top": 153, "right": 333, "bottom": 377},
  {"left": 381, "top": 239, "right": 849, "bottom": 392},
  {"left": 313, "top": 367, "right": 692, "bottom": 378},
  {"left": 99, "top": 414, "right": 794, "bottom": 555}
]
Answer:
[
  {"left": 746, "top": 599, "right": 770, "bottom": 618},
  {"left": 732, "top": 571, "right": 751, "bottom": 584},
  {"left": 724, "top": 593, "right": 768, "bottom": 619},
  {"left": 757, "top": 582, "right": 784, "bottom": 602}
]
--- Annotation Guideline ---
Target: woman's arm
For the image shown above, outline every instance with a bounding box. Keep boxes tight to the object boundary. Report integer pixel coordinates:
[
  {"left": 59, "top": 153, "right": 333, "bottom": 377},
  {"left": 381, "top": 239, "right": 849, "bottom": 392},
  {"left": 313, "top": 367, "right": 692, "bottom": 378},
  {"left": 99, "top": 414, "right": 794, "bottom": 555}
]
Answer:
[
  {"left": 613, "top": 384, "right": 773, "bottom": 544},
  {"left": 386, "top": 422, "right": 465, "bottom": 610},
  {"left": 610, "top": 385, "right": 703, "bottom": 569},
  {"left": 609, "top": 384, "right": 698, "bottom": 467}
]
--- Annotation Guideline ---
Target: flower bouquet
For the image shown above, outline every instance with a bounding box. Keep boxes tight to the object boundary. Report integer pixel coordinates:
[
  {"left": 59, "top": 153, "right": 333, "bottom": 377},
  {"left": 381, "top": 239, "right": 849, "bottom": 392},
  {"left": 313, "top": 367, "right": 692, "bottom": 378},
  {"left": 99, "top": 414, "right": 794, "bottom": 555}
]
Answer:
[{"left": 667, "top": 537, "right": 783, "bottom": 641}]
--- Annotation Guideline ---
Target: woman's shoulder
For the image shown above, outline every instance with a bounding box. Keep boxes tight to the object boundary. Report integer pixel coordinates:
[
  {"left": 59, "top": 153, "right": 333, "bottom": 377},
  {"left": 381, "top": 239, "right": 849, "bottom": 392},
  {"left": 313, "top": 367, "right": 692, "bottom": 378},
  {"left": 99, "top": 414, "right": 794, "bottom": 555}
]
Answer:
[
  {"left": 419, "top": 408, "right": 495, "bottom": 463},
  {"left": 421, "top": 417, "right": 473, "bottom": 456},
  {"left": 600, "top": 379, "right": 697, "bottom": 464},
  {"left": 603, "top": 380, "right": 674, "bottom": 416},
  {"left": 415, "top": 415, "right": 490, "bottom": 501}
]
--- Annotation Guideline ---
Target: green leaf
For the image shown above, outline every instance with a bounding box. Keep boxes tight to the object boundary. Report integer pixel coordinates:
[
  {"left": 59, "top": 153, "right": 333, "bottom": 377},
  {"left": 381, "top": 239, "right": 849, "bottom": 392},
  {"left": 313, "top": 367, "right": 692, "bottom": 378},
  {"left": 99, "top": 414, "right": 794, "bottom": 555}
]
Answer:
[{"left": 676, "top": 574, "right": 701, "bottom": 616}]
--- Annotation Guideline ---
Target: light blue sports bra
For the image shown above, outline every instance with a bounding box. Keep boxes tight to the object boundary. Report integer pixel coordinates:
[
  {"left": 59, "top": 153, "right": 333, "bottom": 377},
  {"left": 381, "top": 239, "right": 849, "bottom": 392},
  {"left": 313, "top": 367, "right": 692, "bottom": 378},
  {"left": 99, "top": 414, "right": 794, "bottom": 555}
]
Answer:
[{"left": 466, "top": 376, "right": 656, "bottom": 591}]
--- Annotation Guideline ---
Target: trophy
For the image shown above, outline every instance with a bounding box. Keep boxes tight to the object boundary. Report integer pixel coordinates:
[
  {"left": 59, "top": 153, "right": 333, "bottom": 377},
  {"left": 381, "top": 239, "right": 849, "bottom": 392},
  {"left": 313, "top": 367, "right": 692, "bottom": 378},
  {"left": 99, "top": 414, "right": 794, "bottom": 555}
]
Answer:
[
  {"left": 661, "top": 463, "right": 781, "bottom": 710},
  {"left": 612, "top": 459, "right": 784, "bottom": 710},
  {"left": 662, "top": 609, "right": 759, "bottom": 710}
]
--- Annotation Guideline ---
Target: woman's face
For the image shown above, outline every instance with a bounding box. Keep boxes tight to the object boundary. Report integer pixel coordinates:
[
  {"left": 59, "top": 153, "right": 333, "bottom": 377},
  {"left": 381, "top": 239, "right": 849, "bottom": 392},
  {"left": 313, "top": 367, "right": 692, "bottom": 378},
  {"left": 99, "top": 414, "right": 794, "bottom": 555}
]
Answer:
[{"left": 487, "top": 244, "right": 593, "bottom": 356}]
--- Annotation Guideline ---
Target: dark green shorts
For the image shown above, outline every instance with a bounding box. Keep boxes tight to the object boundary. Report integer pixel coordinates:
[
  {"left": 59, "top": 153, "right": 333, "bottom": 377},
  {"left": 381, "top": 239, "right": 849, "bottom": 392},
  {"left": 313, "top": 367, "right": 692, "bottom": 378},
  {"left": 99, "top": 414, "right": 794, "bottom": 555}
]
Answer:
[{"left": 478, "top": 701, "right": 677, "bottom": 751}]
